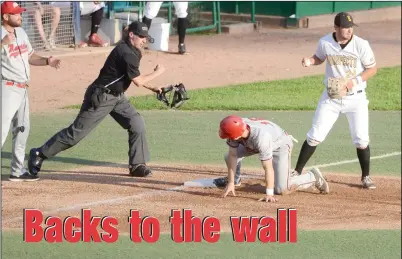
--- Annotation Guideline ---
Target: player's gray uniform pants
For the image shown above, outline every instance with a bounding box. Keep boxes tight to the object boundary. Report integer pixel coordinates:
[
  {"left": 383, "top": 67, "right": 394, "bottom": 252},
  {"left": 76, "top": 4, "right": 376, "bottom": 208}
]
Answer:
[
  {"left": 39, "top": 85, "right": 150, "bottom": 165},
  {"left": 1, "top": 80, "right": 30, "bottom": 176},
  {"left": 225, "top": 134, "right": 317, "bottom": 195}
]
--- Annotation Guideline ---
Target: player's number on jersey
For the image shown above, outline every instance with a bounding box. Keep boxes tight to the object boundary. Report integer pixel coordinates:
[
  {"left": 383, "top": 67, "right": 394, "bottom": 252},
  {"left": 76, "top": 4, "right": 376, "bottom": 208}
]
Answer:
[{"left": 248, "top": 117, "right": 271, "bottom": 125}]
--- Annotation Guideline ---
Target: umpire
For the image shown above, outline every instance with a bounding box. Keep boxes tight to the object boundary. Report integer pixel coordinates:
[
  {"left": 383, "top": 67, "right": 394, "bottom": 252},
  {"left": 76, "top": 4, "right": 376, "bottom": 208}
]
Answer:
[{"left": 28, "top": 21, "right": 165, "bottom": 178}]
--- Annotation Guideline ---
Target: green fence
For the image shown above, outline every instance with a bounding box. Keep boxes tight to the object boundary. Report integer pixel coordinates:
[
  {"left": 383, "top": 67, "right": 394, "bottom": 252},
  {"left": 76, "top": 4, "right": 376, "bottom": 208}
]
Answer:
[{"left": 200, "top": 1, "right": 400, "bottom": 18}]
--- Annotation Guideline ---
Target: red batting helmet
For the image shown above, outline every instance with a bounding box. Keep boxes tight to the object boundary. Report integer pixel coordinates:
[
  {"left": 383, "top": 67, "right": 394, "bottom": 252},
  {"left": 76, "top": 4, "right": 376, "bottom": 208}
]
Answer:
[{"left": 219, "top": 115, "right": 246, "bottom": 139}]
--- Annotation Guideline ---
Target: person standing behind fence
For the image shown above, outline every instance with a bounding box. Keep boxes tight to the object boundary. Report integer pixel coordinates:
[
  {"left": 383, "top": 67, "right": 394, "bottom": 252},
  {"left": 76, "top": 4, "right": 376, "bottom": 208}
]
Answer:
[
  {"left": 1, "top": 1, "right": 61, "bottom": 181},
  {"left": 32, "top": 2, "right": 60, "bottom": 50},
  {"left": 142, "top": 1, "right": 189, "bottom": 54}
]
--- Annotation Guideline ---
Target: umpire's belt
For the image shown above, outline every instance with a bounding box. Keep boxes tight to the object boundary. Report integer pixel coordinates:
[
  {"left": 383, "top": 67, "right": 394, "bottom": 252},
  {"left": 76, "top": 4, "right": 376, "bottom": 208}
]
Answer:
[
  {"left": 4, "top": 80, "right": 28, "bottom": 89},
  {"left": 94, "top": 85, "right": 121, "bottom": 97}
]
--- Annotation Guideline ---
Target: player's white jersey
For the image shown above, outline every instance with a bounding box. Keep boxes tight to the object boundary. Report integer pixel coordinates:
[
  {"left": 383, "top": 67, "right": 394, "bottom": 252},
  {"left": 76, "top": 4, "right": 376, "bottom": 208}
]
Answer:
[
  {"left": 226, "top": 118, "right": 286, "bottom": 161},
  {"left": 315, "top": 33, "right": 376, "bottom": 93},
  {"left": 1, "top": 26, "right": 33, "bottom": 83}
]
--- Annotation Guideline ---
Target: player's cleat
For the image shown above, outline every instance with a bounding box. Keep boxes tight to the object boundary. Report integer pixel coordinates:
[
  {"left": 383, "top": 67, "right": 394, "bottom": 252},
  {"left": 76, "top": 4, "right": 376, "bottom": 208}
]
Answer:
[
  {"left": 361, "top": 176, "right": 376, "bottom": 189},
  {"left": 290, "top": 170, "right": 301, "bottom": 177},
  {"left": 88, "top": 33, "right": 108, "bottom": 47},
  {"left": 178, "top": 43, "right": 186, "bottom": 54},
  {"left": 310, "top": 167, "right": 329, "bottom": 194},
  {"left": 129, "top": 164, "right": 153, "bottom": 177},
  {"left": 213, "top": 176, "right": 241, "bottom": 188},
  {"left": 28, "top": 148, "right": 45, "bottom": 176},
  {"left": 9, "top": 169, "right": 40, "bottom": 182}
]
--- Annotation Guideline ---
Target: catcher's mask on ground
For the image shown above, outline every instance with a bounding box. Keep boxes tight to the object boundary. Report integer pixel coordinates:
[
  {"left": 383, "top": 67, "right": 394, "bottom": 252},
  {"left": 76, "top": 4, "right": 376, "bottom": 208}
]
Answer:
[{"left": 219, "top": 115, "right": 246, "bottom": 139}]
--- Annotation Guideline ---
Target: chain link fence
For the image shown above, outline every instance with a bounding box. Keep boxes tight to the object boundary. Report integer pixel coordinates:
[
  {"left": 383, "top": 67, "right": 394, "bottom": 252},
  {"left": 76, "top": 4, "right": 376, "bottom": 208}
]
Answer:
[{"left": 18, "top": 1, "right": 75, "bottom": 52}]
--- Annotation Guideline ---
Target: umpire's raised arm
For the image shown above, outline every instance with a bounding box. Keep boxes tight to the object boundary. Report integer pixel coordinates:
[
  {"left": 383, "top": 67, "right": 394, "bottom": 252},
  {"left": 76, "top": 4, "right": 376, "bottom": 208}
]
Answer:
[{"left": 123, "top": 21, "right": 166, "bottom": 93}]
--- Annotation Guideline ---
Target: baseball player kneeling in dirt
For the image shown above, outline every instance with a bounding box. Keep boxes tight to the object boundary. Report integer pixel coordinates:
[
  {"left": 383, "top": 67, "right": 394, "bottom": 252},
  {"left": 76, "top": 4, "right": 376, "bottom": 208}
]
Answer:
[{"left": 214, "top": 115, "right": 329, "bottom": 202}]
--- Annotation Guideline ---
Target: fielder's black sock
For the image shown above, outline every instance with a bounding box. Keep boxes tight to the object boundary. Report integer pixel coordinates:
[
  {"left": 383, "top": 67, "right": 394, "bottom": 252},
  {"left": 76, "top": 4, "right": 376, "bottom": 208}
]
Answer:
[
  {"left": 142, "top": 16, "right": 152, "bottom": 29},
  {"left": 177, "top": 18, "right": 188, "bottom": 44},
  {"left": 357, "top": 145, "right": 370, "bottom": 178},
  {"left": 91, "top": 7, "right": 104, "bottom": 35},
  {"left": 294, "top": 140, "right": 317, "bottom": 174}
]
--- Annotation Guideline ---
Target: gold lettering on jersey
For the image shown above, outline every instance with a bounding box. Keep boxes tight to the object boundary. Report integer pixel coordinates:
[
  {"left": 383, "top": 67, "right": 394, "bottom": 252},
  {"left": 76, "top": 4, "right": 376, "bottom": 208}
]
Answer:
[{"left": 327, "top": 55, "right": 357, "bottom": 68}]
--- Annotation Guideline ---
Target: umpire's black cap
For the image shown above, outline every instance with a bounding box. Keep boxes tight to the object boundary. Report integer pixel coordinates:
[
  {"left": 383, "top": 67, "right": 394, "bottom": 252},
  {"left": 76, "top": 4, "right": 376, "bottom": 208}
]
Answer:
[
  {"left": 127, "top": 21, "right": 149, "bottom": 37},
  {"left": 334, "top": 12, "right": 358, "bottom": 28}
]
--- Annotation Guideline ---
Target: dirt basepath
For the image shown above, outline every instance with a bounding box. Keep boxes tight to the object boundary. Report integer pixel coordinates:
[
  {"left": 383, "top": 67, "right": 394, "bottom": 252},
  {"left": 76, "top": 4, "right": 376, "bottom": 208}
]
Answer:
[
  {"left": 2, "top": 164, "right": 401, "bottom": 232},
  {"left": 28, "top": 20, "right": 401, "bottom": 113}
]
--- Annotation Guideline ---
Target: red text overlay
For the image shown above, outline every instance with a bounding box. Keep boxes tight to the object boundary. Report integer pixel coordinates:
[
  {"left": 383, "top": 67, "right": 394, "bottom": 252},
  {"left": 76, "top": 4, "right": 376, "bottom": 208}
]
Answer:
[{"left": 23, "top": 208, "right": 297, "bottom": 243}]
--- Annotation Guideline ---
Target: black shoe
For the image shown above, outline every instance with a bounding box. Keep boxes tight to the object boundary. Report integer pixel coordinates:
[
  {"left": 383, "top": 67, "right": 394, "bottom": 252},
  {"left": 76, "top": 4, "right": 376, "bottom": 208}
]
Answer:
[
  {"left": 9, "top": 171, "right": 40, "bottom": 182},
  {"left": 129, "top": 164, "right": 152, "bottom": 177},
  {"left": 28, "top": 148, "right": 45, "bottom": 176},
  {"left": 178, "top": 43, "right": 186, "bottom": 54},
  {"left": 213, "top": 176, "right": 241, "bottom": 188}
]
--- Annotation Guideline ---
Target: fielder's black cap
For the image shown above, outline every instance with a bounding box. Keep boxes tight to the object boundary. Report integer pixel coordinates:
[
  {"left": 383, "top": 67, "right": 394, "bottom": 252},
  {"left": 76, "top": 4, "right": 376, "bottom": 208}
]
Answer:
[
  {"left": 127, "top": 21, "right": 149, "bottom": 37},
  {"left": 334, "top": 12, "right": 358, "bottom": 28}
]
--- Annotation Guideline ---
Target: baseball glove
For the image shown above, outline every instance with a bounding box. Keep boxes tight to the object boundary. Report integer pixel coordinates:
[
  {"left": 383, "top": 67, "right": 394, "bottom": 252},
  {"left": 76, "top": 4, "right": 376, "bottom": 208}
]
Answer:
[
  {"left": 327, "top": 77, "right": 349, "bottom": 99},
  {"left": 156, "top": 83, "right": 189, "bottom": 108}
]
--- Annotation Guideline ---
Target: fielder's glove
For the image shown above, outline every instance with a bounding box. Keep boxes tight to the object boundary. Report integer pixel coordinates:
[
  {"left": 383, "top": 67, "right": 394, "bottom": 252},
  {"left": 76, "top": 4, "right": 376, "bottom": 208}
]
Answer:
[
  {"left": 327, "top": 77, "right": 350, "bottom": 99},
  {"left": 156, "top": 83, "right": 189, "bottom": 108}
]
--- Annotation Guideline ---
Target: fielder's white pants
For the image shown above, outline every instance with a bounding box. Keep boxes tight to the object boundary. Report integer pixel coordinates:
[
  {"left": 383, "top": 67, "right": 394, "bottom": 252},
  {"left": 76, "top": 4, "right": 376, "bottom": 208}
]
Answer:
[
  {"left": 224, "top": 135, "right": 317, "bottom": 195},
  {"left": 144, "top": 1, "right": 188, "bottom": 19},
  {"left": 1, "top": 81, "right": 30, "bottom": 176},
  {"left": 307, "top": 91, "right": 369, "bottom": 148}
]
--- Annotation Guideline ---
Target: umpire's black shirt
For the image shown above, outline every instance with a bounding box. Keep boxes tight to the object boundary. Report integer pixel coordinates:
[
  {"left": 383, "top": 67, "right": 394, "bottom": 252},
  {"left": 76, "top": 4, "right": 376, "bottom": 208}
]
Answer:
[{"left": 92, "top": 39, "right": 142, "bottom": 93}]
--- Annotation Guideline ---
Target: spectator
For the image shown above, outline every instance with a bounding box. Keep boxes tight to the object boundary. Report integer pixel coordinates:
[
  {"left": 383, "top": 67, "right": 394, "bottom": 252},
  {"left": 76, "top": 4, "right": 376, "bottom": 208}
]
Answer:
[
  {"left": 32, "top": 2, "right": 60, "bottom": 50},
  {"left": 73, "top": 1, "right": 108, "bottom": 48}
]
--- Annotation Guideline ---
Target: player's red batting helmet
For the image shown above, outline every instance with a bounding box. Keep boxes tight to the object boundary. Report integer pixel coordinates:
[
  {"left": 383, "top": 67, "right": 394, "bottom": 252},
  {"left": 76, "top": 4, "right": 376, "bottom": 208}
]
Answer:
[{"left": 219, "top": 115, "right": 246, "bottom": 139}]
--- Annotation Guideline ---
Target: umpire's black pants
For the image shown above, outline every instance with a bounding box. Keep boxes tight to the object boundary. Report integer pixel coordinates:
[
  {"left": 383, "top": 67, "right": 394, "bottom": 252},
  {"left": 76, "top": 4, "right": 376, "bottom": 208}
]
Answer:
[{"left": 39, "top": 85, "right": 150, "bottom": 165}]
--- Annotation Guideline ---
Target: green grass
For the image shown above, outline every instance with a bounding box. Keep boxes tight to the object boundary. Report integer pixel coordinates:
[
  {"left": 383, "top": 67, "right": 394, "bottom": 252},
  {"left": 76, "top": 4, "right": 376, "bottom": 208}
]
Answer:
[
  {"left": 65, "top": 66, "right": 401, "bottom": 111},
  {"left": 2, "top": 110, "right": 400, "bottom": 176},
  {"left": 2, "top": 230, "right": 401, "bottom": 259}
]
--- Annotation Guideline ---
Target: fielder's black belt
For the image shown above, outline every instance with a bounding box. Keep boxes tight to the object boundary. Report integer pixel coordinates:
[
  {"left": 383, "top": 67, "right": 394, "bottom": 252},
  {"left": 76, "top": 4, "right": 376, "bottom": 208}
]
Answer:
[{"left": 347, "top": 89, "right": 364, "bottom": 96}]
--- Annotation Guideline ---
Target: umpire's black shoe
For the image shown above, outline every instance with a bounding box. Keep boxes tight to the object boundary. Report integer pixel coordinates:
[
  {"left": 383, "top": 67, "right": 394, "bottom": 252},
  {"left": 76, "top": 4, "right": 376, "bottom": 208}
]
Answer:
[
  {"left": 129, "top": 164, "right": 152, "bottom": 177},
  {"left": 28, "top": 148, "right": 46, "bottom": 176}
]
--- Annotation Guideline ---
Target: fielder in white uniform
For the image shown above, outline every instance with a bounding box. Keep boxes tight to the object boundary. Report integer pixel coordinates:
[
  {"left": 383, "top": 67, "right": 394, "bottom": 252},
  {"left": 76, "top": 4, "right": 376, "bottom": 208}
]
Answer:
[
  {"left": 142, "top": 1, "right": 189, "bottom": 54},
  {"left": 215, "top": 115, "right": 329, "bottom": 202},
  {"left": 1, "top": 1, "right": 61, "bottom": 181},
  {"left": 292, "top": 12, "right": 377, "bottom": 189}
]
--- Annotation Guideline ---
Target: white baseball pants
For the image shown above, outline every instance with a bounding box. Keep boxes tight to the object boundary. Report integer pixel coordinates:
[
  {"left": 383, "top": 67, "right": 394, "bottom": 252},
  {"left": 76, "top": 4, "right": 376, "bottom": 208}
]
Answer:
[
  {"left": 1, "top": 81, "right": 30, "bottom": 176},
  {"left": 307, "top": 91, "right": 369, "bottom": 148},
  {"left": 144, "top": 1, "right": 188, "bottom": 19},
  {"left": 225, "top": 134, "right": 317, "bottom": 195}
]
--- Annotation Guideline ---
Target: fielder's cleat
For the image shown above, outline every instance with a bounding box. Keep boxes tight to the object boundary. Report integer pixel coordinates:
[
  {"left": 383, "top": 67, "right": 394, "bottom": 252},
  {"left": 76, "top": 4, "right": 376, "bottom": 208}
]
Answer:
[
  {"left": 129, "top": 164, "right": 153, "bottom": 177},
  {"left": 28, "top": 148, "right": 45, "bottom": 176},
  {"left": 213, "top": 176, "right": 241, "bottom": 188},
  {"left": 290, "top": 170, "right": 301, "bottom": 177},
  {"left": 361, "top": 176, "right": 376, "bottom": 189},
  {"left": 178, "top": 43, "right": 186, "bottom": 54},
  {"left": 9, "top": 170, "right": 39, "bottom": 182},
  {"left": 311, "top": 167, "right": 329, "bottom": 194}
]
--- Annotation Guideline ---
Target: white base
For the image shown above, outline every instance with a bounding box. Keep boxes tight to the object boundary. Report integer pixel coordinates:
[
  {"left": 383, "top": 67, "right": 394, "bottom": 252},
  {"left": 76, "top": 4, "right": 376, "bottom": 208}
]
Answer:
[{"left": 183, "top": 178, "right": 217, "bottom": 188}]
